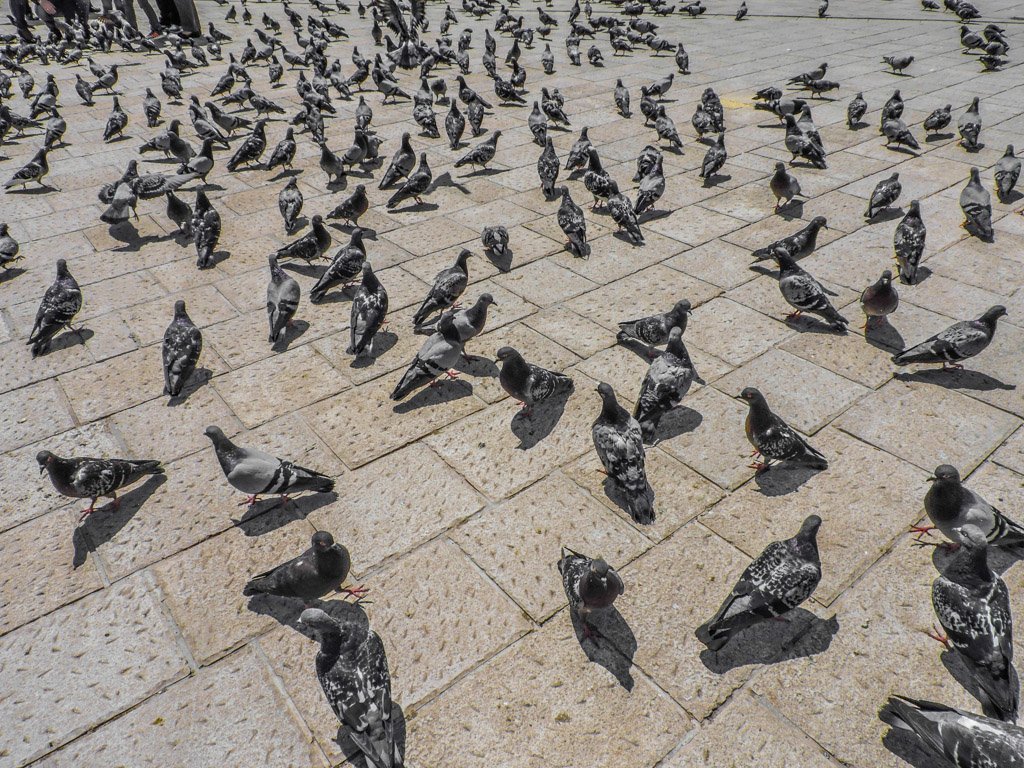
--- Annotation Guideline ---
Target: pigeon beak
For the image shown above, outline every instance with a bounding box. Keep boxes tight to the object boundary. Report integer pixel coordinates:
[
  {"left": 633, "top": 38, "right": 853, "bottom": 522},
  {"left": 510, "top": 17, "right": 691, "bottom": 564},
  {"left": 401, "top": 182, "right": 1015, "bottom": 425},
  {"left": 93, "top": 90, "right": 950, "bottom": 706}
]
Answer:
[
  {"left": 926, "top": 476, "right": 937, "bottom": 483},
  {"left": 39, "top": 464, "right": 46, "bottom": 475}
]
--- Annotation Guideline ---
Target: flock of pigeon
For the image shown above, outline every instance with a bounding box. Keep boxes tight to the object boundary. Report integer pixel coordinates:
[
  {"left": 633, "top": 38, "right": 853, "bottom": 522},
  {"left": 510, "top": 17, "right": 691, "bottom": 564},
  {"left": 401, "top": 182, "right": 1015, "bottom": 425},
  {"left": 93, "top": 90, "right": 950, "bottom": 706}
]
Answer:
[{"left": 2, "top": 0, "right": 1023, "bottom": 763}]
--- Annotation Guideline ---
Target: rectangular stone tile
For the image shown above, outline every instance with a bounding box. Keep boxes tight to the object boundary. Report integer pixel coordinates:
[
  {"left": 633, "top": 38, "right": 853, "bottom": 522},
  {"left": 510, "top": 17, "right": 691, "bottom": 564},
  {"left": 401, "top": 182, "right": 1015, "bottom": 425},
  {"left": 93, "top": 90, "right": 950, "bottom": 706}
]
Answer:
[
  {"left": 835, "top": 378, "right": 1020, "bottom": 473},
  {"left": 405, "top": 620, "right": 689, "bottom": 768},
  {"left": 0, "top": 572, "right": 189, "bottom": 768},
  {"left": 663, "top": 238, "right": 760, "bottom": 291},
  {"left": 683, "top": 297, "right": 793, "bottom": 367},
  {"left": 309, "top": 443, "right": 485, "bottom": 573},
  {"left": 32, "top": 647, "right": 324, "bottom": 768},
  {"left": 58, "top": 347, "right": 165, "bottom": 422},
  {"left": 524, "top": 307, "right": 617, "bottom": 360},
  {"left": 0, "top": 379, "right": 75, "bottom": 453},
  {"left": 450, "top": 473, "right": 651, "bottom": 622},
  {"left": 492, "top": 258, "right": 599, "bottom": 306}
]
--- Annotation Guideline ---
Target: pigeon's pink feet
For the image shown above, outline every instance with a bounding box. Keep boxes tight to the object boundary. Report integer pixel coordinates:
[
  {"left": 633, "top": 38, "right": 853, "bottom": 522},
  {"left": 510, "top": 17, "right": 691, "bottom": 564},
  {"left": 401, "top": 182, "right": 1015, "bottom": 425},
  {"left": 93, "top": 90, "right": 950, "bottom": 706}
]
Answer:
[
  {"left": 78, "top": 503, "right": 97, "bottom": 522},
  {"left": 749, "top": 461, "right": 770, "bottom": 473},
  {"left": 785, "top": 311, "right": 803, "bottom": 321},
  {"left": 925, "top": 624, "right": 951, "bottom": 649},
  {"left": 238, "top": 494, "right": 260, "bottom": 507},
  {"left": 910, "top": 524, "right": 936, "bottom": 536},
  {"left": 942, "top": 362, "right": 964, "bottom": 371},
  {"left": 340, "top": 584, "right": 370, "bottom": 602},
  {"left": 749, "top": 449, "right": 761, "bottom": 458},
  {"left": 444, "top": 369, "right": 460, "bottom": 380}
]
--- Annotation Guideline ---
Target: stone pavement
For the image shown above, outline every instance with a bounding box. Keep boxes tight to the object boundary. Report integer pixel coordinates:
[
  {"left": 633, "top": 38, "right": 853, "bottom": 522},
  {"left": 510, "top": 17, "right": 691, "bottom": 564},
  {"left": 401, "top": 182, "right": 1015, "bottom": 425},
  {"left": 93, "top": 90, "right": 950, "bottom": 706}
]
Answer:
[{"left": 1, "top": 0, "right": 1023, "bottom": 765}]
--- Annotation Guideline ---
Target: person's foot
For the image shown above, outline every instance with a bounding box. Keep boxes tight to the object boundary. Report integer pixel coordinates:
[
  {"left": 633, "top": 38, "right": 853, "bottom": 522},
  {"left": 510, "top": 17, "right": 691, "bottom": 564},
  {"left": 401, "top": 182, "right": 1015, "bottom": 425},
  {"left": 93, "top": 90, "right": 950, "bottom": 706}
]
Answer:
[{"left": 147, "top": 29, "right": 161, "bottom": 38}]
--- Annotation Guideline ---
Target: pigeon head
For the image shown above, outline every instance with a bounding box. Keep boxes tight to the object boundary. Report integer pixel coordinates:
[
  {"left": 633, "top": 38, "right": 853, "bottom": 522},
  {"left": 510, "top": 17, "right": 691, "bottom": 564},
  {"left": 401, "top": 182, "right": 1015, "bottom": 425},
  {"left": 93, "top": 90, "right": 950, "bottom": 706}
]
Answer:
[
  {"left": 312, "top": 531, "right": 335, "bottom": 551},
  {"left": 797, "top": 514, "right": 822, "bottom": 539},
  {"left": 981, "top": 305, "right": 1007, "bottom": 324},
  {"left": 354, "top": 184, "right": 366, "bottom": 195},
  {"left": 590, "top": 558, "right": 610, "bottom": 577},
  {"left": 738, "top": 387, "right": 766, "bottom": 407},
  {"left": 203, "top": 425, "right": 229, "bottom": 445},
  {"left": 774, "top": 161, "right": 787, "bottom": 173},
  {"left": 55, "top": 259, "right": 69, "bottom": 276},
  {"left": 878, "top": 270, "right": 893, "bottom": 285},
  {"left": 953, "top": 524, "right": 988, "bottom": 550},
  {"left": 298, "top": 607, "right": 341, "bottom": 638},
  {"left": 809, "top": 216, "right": 828, "bottom": 230},
  {"left": 908, "top": 199, "right": 921, "bottom": 215},
  {"left": 929, "top": 464, "right": 961, "bottom": 484},
  {"left": 173, "top": 299, "right": 188, "bottom": 318},
  {"left": 477, "top": 293, "right": 497, "bottom": 307},
  {"left": 596, "top": 381, "right": 617, "bottom": 404},
  {"left": 312, "top": 215, "right": 323, "bottom": 226},
  {"left": 36, "top": 450, "right": 57, "bottom": 475},
  {"left": 495, "top": 346, "right": 519, "bottom": 363}
]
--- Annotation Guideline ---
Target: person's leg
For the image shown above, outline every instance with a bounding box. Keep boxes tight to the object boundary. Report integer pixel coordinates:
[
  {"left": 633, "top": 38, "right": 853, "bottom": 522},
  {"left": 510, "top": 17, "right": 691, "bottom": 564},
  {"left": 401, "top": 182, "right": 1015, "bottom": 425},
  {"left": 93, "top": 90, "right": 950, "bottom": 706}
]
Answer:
[
  {"left": 9, "top": 0, "right": 34, "bottom": 39},
  {"left": 153, "top": 0, "right": 175, "bottom": 27},
  {"left": 134, "top": 0, "right": 159, "bottom": 31},
  {"left": 172, "top": 0, "right": 197, "bottom": 34}
]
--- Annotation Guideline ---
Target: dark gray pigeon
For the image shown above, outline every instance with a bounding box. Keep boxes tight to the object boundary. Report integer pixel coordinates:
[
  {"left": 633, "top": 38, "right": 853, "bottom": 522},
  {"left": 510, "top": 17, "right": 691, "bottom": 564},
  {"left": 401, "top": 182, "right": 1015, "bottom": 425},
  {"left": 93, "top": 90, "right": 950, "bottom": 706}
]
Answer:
[
  {"left": 924, "top": 104, "right": 952, "bottom": 134},
  {"left": 958, "top": 97, "right": 982, "bottom": 150},
  {"left": 866, "top": 172, "right": 901, "bottom": 219},
  {"left": 348, "top": 263, "right": 389, "bottom": 357},
  {"left": 994, "top": 145, "right": 1020, "bottom": 203},
  {"left": 299, "top": 608, "right": 400, "bottom": 768},
  {"left": 883, "top": 54, "right": 914, "bottom": 74},
  {"left": 328, "top": 185, "right": 370, "bottom": 228},
  {"left": 420, "top": 294, "right": 496, "bottom": 354},
  {"left": 697, "top": 515, "right": 822, "bottom": 651},
  {"left": 740, "top": 387, "right": 827, "bottom": 472},
  {"left": 412, "top": 249, "right": 470, "bottom": 326},
  {"left": 633, "top": 326, "right": 695, "bottom": 443},
  {"left": 960, "top": 167, "right": 993, "bottom": 241},
  {"left": 192, "top": 190, "right": 221, "bottom": 269},
  {"left": 482, "top": 226, "right": 509, "bottom": 262},
  {"left": 774, "top": 251, "right": 848, "bottom": 331},
  {"left": 496, "top": 346, "right": 574, "bottom": 414},
  {"left": 37, "top": 451, "right": 164, "bottom": 520},
  {"left": 244, "top": 531, "right": 368, "bottom": 603},
  {"left": 880, "top": 696, "right": 1024, "bottom": 767},
  {"left": 930, "top": 526, "right": 1018, "bottom": 721},
  {"left": 592, "top": 382, "right": 654, "bottom": 524},
  {"left": 859, "top": 270, "right": 899, "bottom": 328},
  {"left": 204, "top": 425, "right": 335, "bottom": 506},
  {"left": 894, "top": 200, "right": 926, "bottom": 284},
  {"left": 558, "top": 546, "right": 625, "bottom": 639},
  {"left": 28, "top": 259, "right": 83, "bottom": 358},
  {"left": 920, "top": 464, "right": 1024, "bottom": 550},
  {"left": 751, "top": 216, "right": 827, "bottom": 261},
  {"left": 892, "top": 306, "right": 1005, "bottom": 369},
  {"left": 617, "top": 299, "right": 691, "bottom": 349},
  {"left": 310, "top": 228, "right": 367, "bottom": 303},
  {"left": 557, "top": 186, "right": 589, "bottom": 258},
  {"left": 847, "top": 92, "right": 867, "bottom": 128},
  {"left": 769, "top": 162, "right": 802, "bottom": 209},
  {"left": 275, "top": 215, "right": 332, "bottom": 263},
  {"left": 163, "top": 300, "right": 203, "bottom": 397},
  {"left": 267, "top": 255, "right": 301, "bottom": 343},
  {"left": 390, "top": 322, "right": 464, "bottom": 401},
  {"left": 278, "top": 177, "right": 303, "bottom": 234}
]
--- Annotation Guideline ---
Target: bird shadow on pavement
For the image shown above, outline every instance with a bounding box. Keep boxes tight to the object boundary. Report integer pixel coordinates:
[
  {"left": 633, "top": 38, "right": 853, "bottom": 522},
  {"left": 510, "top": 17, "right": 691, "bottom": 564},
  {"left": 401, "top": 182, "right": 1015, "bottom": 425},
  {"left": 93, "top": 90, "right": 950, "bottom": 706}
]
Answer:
[
  {"left": 701, "top": 172, "right": 730, "bottom": 188},
  {"left": 882, "top": 726, "right": 949, "bottom": 768},
  {"left": 569, "top": 608, "right": 638, "bottom": 691},
  {"left": 167, "top": 367, "right": 213, "bottom": 405},
  {"left": 865, "top": 316, "right": 904, "bottom": 352},
  {"left": 753, "top": 464, "right": 823, "bottom": 496},
  {"left": 432, "top": 171, "right": 470, "bottom": 195},
  {"left": 388, "top": 200, "right": 438, "bottom": 214},
  {"left": 885, "top": 145, "right": 920, "bottom": 158},
  {"left": 234, "top": 492, "right": 338, "bottom": 533},
  {"left": 46, "top": 326, "right": 94, "bottom": 354},
  {"left": 349, "top": 331, "right": 399, "bottom": 368},
  {"left": 784, "top": 315, "right": 847, "bottom": 336},
  {"left": 776, "top": 200, "right": 805, "bottom": 220},
  {"left": 652, "top": 405, "right": 703, "bottom": 444},
  {"left": 268, "top": 168, "right": 301, "bottom": 182},
  {"left": 272, "top": 319, "right": 310, "bottom": 352},
  {"left": 925, "top": 132, "right": 955, "bottom": 143},
  {"left": 699, "top": 611, "right": 839, "bottom": 674},
  {"left": 510, "top": 391, "right": 571, "bottom": 449},
  {"left": 72, "top": 473, "right": 167, "bottom": 568},
  {"left": 483, "top": 246, "right": 513, "bottom": 273},
  {"left": 894, "top": 368, "right": 1015, "bottom": 393},
  {"left": 461, "top": 166, "right": 508, "bottom": 178},
  {"left": 865, "top": 207, "right": 905, "bottom": 224},
  {"left": 616, "top": 336, "right": 661, "bottom": 362},
  {"left": 454, "top": 354, "right": 498, "bottom": 380},
  {"left": 393, "top": 378, "right": 475, "bottom": 414},
  {"left": 0, "top": 267, "right": 27, "bottom": 283}
]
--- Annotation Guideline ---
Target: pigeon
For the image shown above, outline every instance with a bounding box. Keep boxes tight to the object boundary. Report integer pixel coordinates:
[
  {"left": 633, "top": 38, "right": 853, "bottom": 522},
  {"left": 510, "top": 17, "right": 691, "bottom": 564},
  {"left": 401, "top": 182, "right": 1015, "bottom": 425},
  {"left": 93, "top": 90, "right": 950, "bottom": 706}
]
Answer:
[
  {"left": 75, "top": 73, "right": 95, "bottom": 105},
  {"left": 37, "top": 451, "right": 164, "bottom": 520},
  {"left": 266, "top": 127, "right": 297, "bottom": 172},
  {"left": 866, "top": 172, "right": 902, "bottom": 219},
  {"left": 774, "top": 251, "right": 847, "bottom": 331},
  {"left": 244, "top": 531, "right": 366, "bottom": 603},
  {"left": 929, "top": 525, "right": 1018, "bottom": 721},
  {"left": 924, "top": 104, "right": 952, "bottom": 134},
  {"left": 894, "top": 200, "right": 927, "bottom": 285},
  {"left": 700, "top": 133, "right": 727, "bottom": 181},
  {"left": 278, "top": 177, "right": 303, "bottom": 234},
  {"left": 391, "top": 321, "right": 465, "bottom": 401},
  {"left": 617, "top": 299, "right": 691, "bottom": 349},
  {"left": 880, "top": 696, "right": 1024, "bottom": 765},
  {"left": 386, "top": 152, "right": 432, "bottom": 209},
  {"left": 751, "top": 217, "right": 828, "bottom": 261},
  {"left": 204, "top": 425, "right": 334, "bottom": 506},
  {"left": 960, "top": 167, "right": 993, "bottom": 240},
  {"left": 735, "top": 0, "right": 747, "bottom": 19},
  {"left": 893, "top": 306, "right": 1006, "bottom": 370},
  {"left": 557, "top": 186, "right": 589, "bottom": 258},
  {"left": 275, "top": 216, "right": 332, "bottom": 263},
  {"left": 28, "top": 259, "right": 82, "bottom": 357},
  {"left": 565, "top": 127, "right": 592, "bottom": 172},
  {"left": 267, "top": 255, "right": 301, "bottom": 344},
  {"left": 445, "top": 101, "right": 466, "bottom": 149},
  {"left": 769, "top": 162, "right": 803, "bottom": 210},
  {"left": 592, "top": 382, "right": 653, "bottom": 524},
  {"left": 299, "top": 608, "right": 400, "bottom": 768},
  {"left": 783, "top": 115, "right": 826, "bottom": 168},
  {"left": 528, "top": 102, "right": 548, "bottom": 146},
  {"left": 379, "top": 132, "right": 415, "bottom": 188},
  {"left": 675, "top": 43, "right": 690, "bottom": 74},
  {"left": 994, "top": 145, "right": 1020, "bottom": 202},
  {"left": 0, "top": 223, "right": 20, "bottom": 271},
  {"left": 163, "top": 300, "right": 203, "bottom": 397},
  {"left": 495, "top": 347, "right": 574, "bottom": 414},
  {"left": 583, "top": 148, "right": 615, "bottom": 209},
  {"left": 103, "top": 97, "right": 128, "bottom": 142},
  {"left": 740, "top": 387, "right": 828, "bottom": 472},
  {"left": 633, "top": 326, "right": 695, "bottom": 443},
  {"left": 860, "top": 270, "right": 899, "bottom": 328},
  {"left": 558, "top": 547, "right": 625, "bottom": 639},
  {"left": 454, "top": 130, "right": 500, "bottom": 169},
  {"left": 328, "top": 185, "right": 369, "bottom": 228},
  {"left": 192, "top": 190, "right": 222, "bottom": 269},
  {"left": 958, "top": 97, "right": 982, "bottom": 150},
  {"left": 788, "top": 63, "right": 827, "bottom": 85},
  {"left": 226, "top": 118, "right": 268, "bottom": 170},
  {"left": 883, "top": 54, "right": 914, "bottom": 74},
  {"left": 614, "top": 79, "right": 630, "bottom": 117},
  {"left": 697, "top": 515, "right": 823, "bottom": 651},
  {"left": 847, "top": 92, "right": 867, "bottom": 128},
  {"left": 412, "top": 249, "right": 470, "bottom": 326},
  {"left": 143, "top": 89, "right": 162, "bottom": 128},
  {"left": 5, "top": 147, "right": 52, "bottom": 190},
  {"left": 881, "top": 90, "right": 905, "bottom": 125},
  {"left": 633, "top": 154, "right": 666, "bottom": 217},
  {"left": 481, "top": 226, "right": 509, "bottom": 262},
  {"left": 100, "top": 181, "right": 140, "bottom": 225},
  {"left": 348, "top": 263, "right": 389, "bottom": 357},
  {"left": 310, "top": 228, "right": 367, "bottom": 303},
  {"left": 538, "top": 137, "right": 560, "bottom": 198}
]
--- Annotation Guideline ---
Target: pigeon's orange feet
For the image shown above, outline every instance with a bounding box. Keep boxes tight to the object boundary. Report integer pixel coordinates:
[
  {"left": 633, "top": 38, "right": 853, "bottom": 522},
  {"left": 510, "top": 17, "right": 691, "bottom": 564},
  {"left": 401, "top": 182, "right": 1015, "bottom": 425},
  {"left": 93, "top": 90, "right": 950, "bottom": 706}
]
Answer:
[
  {"left": 925, "top": 624, "right": 951, "bottom": 649},
  {"left": 910, "top": 524, "right": 936, "bottom": 536}
]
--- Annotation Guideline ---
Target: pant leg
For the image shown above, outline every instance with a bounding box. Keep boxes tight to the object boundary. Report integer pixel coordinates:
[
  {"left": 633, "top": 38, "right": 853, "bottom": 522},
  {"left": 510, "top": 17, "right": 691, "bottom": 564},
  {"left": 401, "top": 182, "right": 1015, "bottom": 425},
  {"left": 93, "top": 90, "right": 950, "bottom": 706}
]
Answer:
[
  {"left": 133, "top": 0, "right": 159, "bottom": 30},
  {"left": 113, "top": 0, "right": 136, "bottom": 27},
  {"left": 9, "top": 0, "right": 33, "bottom": 38},
  {"left": 172, "top": 0, "right": 197, "bottom": 33}
]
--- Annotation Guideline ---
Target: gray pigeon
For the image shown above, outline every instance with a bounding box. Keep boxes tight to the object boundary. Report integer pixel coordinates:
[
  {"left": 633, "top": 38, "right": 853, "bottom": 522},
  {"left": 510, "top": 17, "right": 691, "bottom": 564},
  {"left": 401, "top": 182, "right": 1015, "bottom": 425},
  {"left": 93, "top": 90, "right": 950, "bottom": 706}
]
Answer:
[
  {"left": 881, "top": 696, "right": 1024, "bottom": 767},
  {"left": 617, "top": 299, "right": 691, "bottom": 349},
  {"left": 412, "top": 249, "right": 470, "bottom": 326},
  {"left": 930, "top": 526, "right": 1018, "bottom": 721},
  {"left": 203, "top": 425, "right": 335, "bottom": 506},
  {"left": 894, "top": 200, "right": 926, "bottom": 284},
  {"left": 0, "top": 223, "right": 20, "bottom": 271},
  {"left": 883, "top": 54, "right": 914, "bottom": 74},
  {"left": 558, "top": 547, "right": 625, "bottom": 639},
  {"left": 614, "top": 79, "right": 630, "bottom": 117},
  {"left": 994, "top": 145, "right": 1020, "bottom": 202},
  {"left": 557, "top": 186, "right": 589, "bottom": 258},
  {"left": 892, "top": 305, "right": 1005, "bottom": 369},
  {"left": 244, "top": 531, "right": 367, "bottom": 603},
  {"left": 866, "top": 172, "right": 901, "bottom": 220},
  {"left": 960, "top": 167, "right": 993, "bottom": 241},
  {"left": 924, "top": 104, "right": 952, "bottom": 134},
  {"left": 699, "top": 133, "right": 727, "bottom": 181},
  {"left": 386, "top": 152, "right": 432, "bottom": 208},
  {"left": 310, "top": 229, "right": 367, "bottom": 303},
  {"left": 859, "top": 270, "right": 899, "bottom": 328},
  {"left": 420, "top": 293, "right": 496, "bottom": 351},
  {"left": 165, "top": 191, "right": 193, "bottom": 238},
  {"left": 299, "top": 608, "right": 401, "bottom": 768},
  {"left": 607, "top": 181, "right": 644, "bottom": 244},
  {"left": 537, "top": 137, "right": 560, "bottom": 198},
  {"left": 348, "top": 263, "right": 389, "bottom": 357},
  {"left": 751, "top": 217, "right": 828, "bottom": 261},
  {"left": 697, "top": 515, "right": 822, "bottom": 651},
  {"left": 37, "top": 451, "right": 164, "bottom": 520},
  {"left": 481, "top": 226, "right": 509, "bottom": 262},
  {"left": 958, "top": 97, "right": 982, "bottom": 150},
  {"left": 328, "top": 185, "right": 369, "bottom": 228},
  {"left": 774, "top": 251, "right": 848, "bottom": 331},
  {"left": 846, "top": 92, "right": 867, "bottom": 128},
  {"left": 390, "top": 322, "right": 465, "bottom": 401},
  {"left": 769, "top": 162, "right": 802, "bottom": 210},
  {"left": 28, "top": 259, "right": 83, "bottom": 357},
  {"left": 919, "top": 464, "right": 1024, "bottom": 550},
  {"left": 163, "top": 300, "right": 203, "bottom": 397},
  {"left": 278, "top": 177, "right": 303, "bottom": 234},
  {"left": 495, "top": 346, "right": 574, "bottom": 414},
  {"left": 267, "top": 255, "right": 301, "bottom": 343},
  {"left": 740, "top": 387, "right": 828, "bottom": 472},
  {"left": 634, "top": 153, "right": 665, "bottom": 216},
  {"left": 633, "top": 326, "right": 695, "bottom": 443},
  {"left": 275, "top": 215, "right": 332, "bottom": 263},
  {"left": 592, "top": 382, "right": 654, "bottom": 524},
  {"left": 192, "top": 190, "right": 221, "bottom": 269}
]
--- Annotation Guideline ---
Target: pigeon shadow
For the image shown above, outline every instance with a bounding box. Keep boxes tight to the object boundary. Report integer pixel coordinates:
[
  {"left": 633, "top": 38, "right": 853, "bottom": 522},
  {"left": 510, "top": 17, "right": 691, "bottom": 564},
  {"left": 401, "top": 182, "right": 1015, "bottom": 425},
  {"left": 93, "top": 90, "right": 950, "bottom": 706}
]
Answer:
[
  {"left": 776, "top": 200, "right": 805, "bottom": 219},
  {"left": 997, "top": 189, "right": 1023, "bottom": 205},
  {"left": 881, "top": 725, "right": 949, "bottom": 768},
  {"left": 286, "top": 215, "right": 310, "bottom": 234},
  {"left": 309, "top": 285, "right": 357, "bottom": 306},
  {"left": 616, "top": 335, "right": 661, "bottom": 362},
  {"left": 699, "top": 611, "right": 839, "bottom": 673},
  {"left": 865, "top": 207, "right": 905, "bottom": 224},
  {"left": 392, "top": 378, "right": 475, "bottom": 413},
  {"left": 453, "top": 353, "right": 498, "bottom": 379},
  {"left": 785, "top": 315, "right": 847, "bottom": 336},
  {"left": 6, "top": 184, "right": 58, "bottom": 194},
  {"left": 885, "top": 145, "right": 920, "bottom": 157},
  {"left": 349, "top": 330, "right": 399, "bottom": 368},
  {"left": 388, "top": 200, "right": 438, "bottom": 213},
  {"left": 925, "top": 132, "right": 955, "bottom": 143},
  {"left": 432, "top": 171, "right": 470, "bottom": 194},
  {"left": 462, "top": 166, "right": 507, "bottom": 178},
  {"left": 167, "top": 367, "right": 214, "bottom": 405},
  {"left": 510, "top": 391, "right": 571, "bottom": 449},
  {"left": 753, "top": 463, "right": 824, "bottom": 496},
  {"left": 894, "top": 368, "right": 1016, "bottom": 393},
  {"left": 865, "top": 316, "right": 904, "bottom": 352},
  {"left": 568, "top": 607, "right": 638, "bottom": 691},
  {"left": 233, "top": 490, "right": 338, "bottom": 531},
  {"left": 0, "top": 267, "right": 27, "bottom": 283},
  {"left": 72, "top": 473, "right": 167, "bottom": 568},
  {"left": 483, "top": 247, "right": 513, "bottom": 273},
  {"left": 701, "top": 172, "right": 730, "bottom": 187},
  {"left": 650, "top": 405, "right": 703, "bottom": 444},
  {"left": 271, "top": 319, "right": 310, "bottom": 351},
  {"left": 45, "top": 326, "right": 94, "bottom": 354},
  {"left": 268, "top": 168, "right": 302, "bottom": 182}
]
